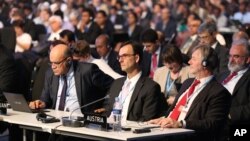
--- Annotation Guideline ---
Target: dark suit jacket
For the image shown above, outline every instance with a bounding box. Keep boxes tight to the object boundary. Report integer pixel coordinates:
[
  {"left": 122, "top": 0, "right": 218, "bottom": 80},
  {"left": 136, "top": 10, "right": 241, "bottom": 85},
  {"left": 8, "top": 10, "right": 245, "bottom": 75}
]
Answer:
[
  {"left": 214, "top": 43, "right": 229, "bottom": 74},
  {"left": 107, "top": 50, "right": 124, "bottom": 75},
  {"left": 125, "top": 25, "right": 143, "bottom": 42},
  {"left": 109, "top": 14, "right": 125, "bottom": 26},
  {"left": 217, "top": 68, "right": 250, "bottom": 125},
  {"left": 167, "top": 78, "right": 231, "bottom": 141},
  {"left": 75, "top": 22, "right": 102, "bottom": 44},
  {"left": 156, "top": 17, "right": 177, "bottom": 39},
  {"left": 0, "top": 44, "right": 17, "bottom": 100},
  {"left": 104, "top": 76, "right": 167, "bottom": 121},
  {"left": 142, "top": 47, "right": 164, "bottom": 77},
  {"left": 40, "top": 61, "right": 114, "bottom": 113}
]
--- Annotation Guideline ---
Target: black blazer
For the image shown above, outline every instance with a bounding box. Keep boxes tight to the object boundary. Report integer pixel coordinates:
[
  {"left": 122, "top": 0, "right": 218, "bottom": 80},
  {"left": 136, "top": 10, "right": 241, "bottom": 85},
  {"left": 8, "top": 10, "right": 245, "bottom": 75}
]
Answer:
[
  {"left": 104, "top": 76, "right": 167, "bottom": 121},
  {"left": 214, "top": 43, "right": 229, "bottom": 74},
  {"left": 142, "top": 48, "right": 164, "bottom": 77},
  {"left": 40, "top": 61, "right": 114, "bottom": 113},
  {"left": 0, "top": 44, "right": 17, "bottom": 94},
  {"left": 217, "top": 68, "right": 250, "bottom": 125},
  {"left": 156, "top": 17, "right": 177, "bottom": 39},
  {"left": 75, "top": 22, "right": 102, "bottom": 44},
  {"left": 167, "top": 78, "right": 231, "bottom": 141},
  {"left": 125, "top": 25, "right": 143, "bottom": 42}
]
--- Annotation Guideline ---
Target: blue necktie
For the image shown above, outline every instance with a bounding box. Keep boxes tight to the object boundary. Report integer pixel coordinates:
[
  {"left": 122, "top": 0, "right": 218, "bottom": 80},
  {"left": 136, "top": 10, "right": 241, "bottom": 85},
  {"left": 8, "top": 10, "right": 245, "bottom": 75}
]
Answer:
[{"left": 59, "top": 75, "right": 67, "bottom": 111}]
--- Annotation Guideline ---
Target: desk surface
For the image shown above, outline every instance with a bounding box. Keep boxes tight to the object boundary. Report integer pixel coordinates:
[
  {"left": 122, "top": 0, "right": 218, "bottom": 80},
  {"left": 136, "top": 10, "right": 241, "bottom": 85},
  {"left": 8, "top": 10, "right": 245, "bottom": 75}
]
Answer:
[{"left": 1, "top": 109, "right": 194, "bottom": 141}]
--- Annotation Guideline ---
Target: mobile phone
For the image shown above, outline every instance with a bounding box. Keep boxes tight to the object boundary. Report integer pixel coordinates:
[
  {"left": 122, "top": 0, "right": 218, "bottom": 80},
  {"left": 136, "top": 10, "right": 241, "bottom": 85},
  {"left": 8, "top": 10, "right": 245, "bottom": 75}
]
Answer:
[
  {"left": 133, "top": 128, "right": 151, "bottom": 134},
  {"left": 121, "top": 127, "right": 131, "bottom": 131}
]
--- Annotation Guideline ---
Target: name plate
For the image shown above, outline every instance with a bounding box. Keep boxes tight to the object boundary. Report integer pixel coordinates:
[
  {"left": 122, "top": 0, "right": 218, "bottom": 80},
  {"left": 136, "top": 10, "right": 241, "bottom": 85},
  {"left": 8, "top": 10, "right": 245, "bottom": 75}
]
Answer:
[{"left": 83, "top": 113, "right": 108, "bottom": 131}]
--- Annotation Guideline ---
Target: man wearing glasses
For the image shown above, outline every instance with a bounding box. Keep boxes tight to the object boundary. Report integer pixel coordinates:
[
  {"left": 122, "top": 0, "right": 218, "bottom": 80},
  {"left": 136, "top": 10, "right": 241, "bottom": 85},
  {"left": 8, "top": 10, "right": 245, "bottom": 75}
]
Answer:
[
  {"left": 197, "top": 21, "right": 229, "bottom": 74},
  {"left": 29, "top": 43, "right": 114, "bottom": 114},
  {"left": 95, "top": 41, "right": 167, "bottom": 124},
  {"left": 218, "top": 38, "right": 250, "bottom": 140}
]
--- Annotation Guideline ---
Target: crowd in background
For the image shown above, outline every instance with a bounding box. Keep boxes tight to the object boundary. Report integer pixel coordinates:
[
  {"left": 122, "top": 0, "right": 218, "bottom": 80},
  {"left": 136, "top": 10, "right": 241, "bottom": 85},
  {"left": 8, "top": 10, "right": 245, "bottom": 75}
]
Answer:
[{"left": 1, "top": 0, "right": 250, "bottom": 141}]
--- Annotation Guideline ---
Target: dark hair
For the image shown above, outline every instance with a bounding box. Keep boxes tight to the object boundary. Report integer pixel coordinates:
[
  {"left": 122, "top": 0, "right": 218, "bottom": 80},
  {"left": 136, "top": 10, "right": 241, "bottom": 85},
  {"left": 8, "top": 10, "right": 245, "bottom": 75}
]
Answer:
[
  {"left": 60, "top": 29, "right": 76, "bottom": 43},
  {"left": 141, "top": 28, "right": 158, "bottom": 43},
  {"left": 120, "top": 41, "right": 143, "bottom": 65},
  {"left": 82, "top": 8, "right": 94, "bottom": 19},
  {"left": 51, "top": 40, "right": 67, "bottom": 47},
  {"left": 12, "top": 20, "right": 25, "bottom": 30},
  {"left": 162, "top": 45, "right": 183, "bottom": 65},
  {"left": 189, "top": 12, "right": 202, "bottom": 23},
  {"left": 97, "top": 10, "right": 107, "bottom": 17},
  {"left": 127, "top": 10, "right": 138, "bottom": 22},
  {"left": 71, "top": 40, "right": 90, "bottom": 56},
  {"left": 54, "top": 10, "right": 64, "bottom": 20}
]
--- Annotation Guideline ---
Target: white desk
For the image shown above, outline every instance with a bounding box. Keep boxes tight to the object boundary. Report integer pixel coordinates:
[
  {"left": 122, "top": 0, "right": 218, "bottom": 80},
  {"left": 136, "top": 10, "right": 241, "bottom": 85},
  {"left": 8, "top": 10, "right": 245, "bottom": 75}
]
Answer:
[{"left": 0, "top": 109, "right": 194, "bottom": 141}]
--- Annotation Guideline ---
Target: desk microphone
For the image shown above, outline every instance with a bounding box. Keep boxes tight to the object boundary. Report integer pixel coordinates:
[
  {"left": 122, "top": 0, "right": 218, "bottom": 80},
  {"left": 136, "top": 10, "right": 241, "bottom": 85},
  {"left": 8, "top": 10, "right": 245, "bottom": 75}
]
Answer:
[{"left": 62, "top": 94, "right": 110, "bottom": 127}]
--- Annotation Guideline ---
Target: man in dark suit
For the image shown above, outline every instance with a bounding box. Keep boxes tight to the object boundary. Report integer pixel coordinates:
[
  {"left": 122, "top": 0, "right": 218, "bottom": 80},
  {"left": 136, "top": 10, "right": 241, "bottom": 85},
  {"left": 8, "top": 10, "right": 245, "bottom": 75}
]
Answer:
[
  {"left": 155, "top": 7, "right": 177, "bottom": 40},
  {"left": 75, "top": 8, "right": 102, "bottom": 44},
  {"left": 180, "top": 13, "right": 202, "bottom": 63},
  {"left": 150, "top": 44, "right": 231, "bottom": 141},
  {"left": 95, "top": 34, "right": 124, "bottom": 75},
  {"left": 198, "top": 21, "right": 229, "bottom": 75},
  {"left": 0, "top": 44, "right": 17, "bottom": 100},
  {"left": 141, "top": 29, "right": 164, "bottom": 77},
  {"left": 95, "top": 41, "right": 167, "bottom": 122},
  {"left": 0, "top": 43, "right": 18, "bottom": 140},
  {"left": 217, "top": 38, "right": 250, "bottom": 140},
  {"left": 125, "top": 10, "right": 143, "bottom": 42},
  {"left": 29, "top": 43, "right": 114, "bottom": 114}
]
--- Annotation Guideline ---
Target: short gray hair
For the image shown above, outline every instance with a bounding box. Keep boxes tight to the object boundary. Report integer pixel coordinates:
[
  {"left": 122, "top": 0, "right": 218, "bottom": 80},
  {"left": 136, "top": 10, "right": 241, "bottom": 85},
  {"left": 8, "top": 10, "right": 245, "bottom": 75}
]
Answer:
[{"left": 232, "top": 39, "right": 250, "bottom": 56}]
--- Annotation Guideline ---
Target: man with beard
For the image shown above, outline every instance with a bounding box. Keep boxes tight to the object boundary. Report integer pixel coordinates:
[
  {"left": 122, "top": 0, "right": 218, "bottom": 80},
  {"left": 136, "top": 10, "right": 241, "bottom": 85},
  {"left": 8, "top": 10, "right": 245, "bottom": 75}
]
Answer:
[{"left": 218, "top": 38, "right": 250, "bottom": 140}]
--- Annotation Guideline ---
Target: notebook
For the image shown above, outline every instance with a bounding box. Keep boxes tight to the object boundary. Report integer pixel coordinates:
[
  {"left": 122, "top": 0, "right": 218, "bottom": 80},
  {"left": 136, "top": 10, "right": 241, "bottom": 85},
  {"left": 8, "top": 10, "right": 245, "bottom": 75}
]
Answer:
[{"left": 3, "top": 92, "right": 43, "bottom": 113}]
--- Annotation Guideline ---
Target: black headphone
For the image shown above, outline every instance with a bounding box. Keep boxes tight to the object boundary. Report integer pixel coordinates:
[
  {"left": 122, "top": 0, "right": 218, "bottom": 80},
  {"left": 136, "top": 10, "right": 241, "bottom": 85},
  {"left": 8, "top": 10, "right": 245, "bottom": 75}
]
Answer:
[
  {"left": 201, "top": 47, "right": 218, "bottom": 70},
  {"left": 66, "top": 59, "right": 72, "bottom": 68},
  {"left": 36, "top": 112, "right": 60, "bottom": 123}
]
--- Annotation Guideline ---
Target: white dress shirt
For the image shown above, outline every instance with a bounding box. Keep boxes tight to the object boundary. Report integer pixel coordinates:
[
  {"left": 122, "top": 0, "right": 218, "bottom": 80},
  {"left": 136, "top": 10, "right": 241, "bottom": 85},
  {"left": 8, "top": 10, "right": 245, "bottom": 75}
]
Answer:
[
  {"left": 168, "top": 76, "right": 213, "bottom": 121},
  {"left": 119, "top": 72, "right": 142, "bottom": 125},
  {"left": 223, "top": 68, "right": 248, "bottom": 94},
  {"left": 55, "top": 65, "right": 81, "bottom": 114}
]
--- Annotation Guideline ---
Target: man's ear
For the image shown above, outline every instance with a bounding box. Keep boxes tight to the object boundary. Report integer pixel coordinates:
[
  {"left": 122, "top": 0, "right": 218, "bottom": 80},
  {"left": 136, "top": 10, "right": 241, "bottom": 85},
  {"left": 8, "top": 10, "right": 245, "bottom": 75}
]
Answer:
[
  {"left": 246, "top": 56, "right": 250, "bottom": 64},
  {"left": 135, "top": 54, "right": 140, "bottom": 63}
]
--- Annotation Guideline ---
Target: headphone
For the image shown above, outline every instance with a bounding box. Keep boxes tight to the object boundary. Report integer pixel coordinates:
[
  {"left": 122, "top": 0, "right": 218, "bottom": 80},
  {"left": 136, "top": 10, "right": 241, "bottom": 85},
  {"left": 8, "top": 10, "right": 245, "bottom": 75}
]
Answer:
[
  {"left": 66, "top": 60, "right": 72, "bottom": 68},
  {"left": 201, "top": 47, "right": 218, "bottom": 70},
  {"left": 36, "top": 112, "right": 60, "bottom": 123}
]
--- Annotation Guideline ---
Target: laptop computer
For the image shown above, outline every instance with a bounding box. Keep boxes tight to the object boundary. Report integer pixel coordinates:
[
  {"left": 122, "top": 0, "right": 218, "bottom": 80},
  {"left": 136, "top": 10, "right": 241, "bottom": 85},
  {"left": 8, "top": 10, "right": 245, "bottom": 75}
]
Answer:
[{"left": 3, "top": 92, "right": 43, "bottom": 113}]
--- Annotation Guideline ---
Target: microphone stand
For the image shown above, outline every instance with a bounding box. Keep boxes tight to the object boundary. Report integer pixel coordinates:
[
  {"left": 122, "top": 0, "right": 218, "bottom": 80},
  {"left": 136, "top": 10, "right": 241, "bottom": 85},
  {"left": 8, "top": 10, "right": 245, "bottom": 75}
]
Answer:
[{"left": 69, "top": 95, "right": 110, "bottom": 119}]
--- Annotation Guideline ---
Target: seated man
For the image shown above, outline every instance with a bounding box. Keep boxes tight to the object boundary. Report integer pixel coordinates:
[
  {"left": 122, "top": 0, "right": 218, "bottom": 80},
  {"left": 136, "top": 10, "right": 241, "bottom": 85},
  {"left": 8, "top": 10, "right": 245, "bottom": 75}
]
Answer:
[
  {"left": 95, "top": 41, "right": 167, "bottom": 123},
  {"left": 71, "top": 40, "right": 123, "bottom": 79},
  {"left": 217, "top": 38, "right": 250, "bottom": 140},
  {"left": 29, "top": 43, "right": 114, "bottom": 114},
  {"left": 150, "top": 44, "right": 231, "bottom": 141}
]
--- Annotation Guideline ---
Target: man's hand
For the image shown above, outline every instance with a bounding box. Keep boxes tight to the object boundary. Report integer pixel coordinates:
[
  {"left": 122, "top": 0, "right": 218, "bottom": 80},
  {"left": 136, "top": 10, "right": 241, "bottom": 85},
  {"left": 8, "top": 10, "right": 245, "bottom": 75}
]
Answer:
[
  {"left": 149, "top": 117, "right": 182, "bottom": 128},
  {"left": 29, "top": 100, "right": 45, "bottom": 109},
  {"left": 94, "top": 108, "right": 106, "bottom": 113}
]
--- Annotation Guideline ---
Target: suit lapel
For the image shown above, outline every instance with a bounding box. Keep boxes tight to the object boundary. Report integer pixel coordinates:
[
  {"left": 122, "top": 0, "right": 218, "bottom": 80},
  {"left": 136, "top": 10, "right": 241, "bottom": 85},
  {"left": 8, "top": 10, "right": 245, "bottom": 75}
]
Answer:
[
  {"left": 185, "top": 79, "right": 214, "bottom": 118},
  {"left": 127, "top": 76, "right": 144, "bottom": 114},
  {"left": 52, "top": 75, "right": 59, "bottom": 109},
  {"left": 232, "top": 68, "right": 250, "bottom": 95},
  {"left": 73, "top": 62, "right": 82, "bottom": 106}
]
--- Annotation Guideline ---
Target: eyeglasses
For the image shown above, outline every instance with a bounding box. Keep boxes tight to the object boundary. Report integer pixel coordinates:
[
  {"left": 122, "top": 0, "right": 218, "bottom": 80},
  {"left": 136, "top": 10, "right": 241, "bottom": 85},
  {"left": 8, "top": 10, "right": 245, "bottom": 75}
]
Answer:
[
  {"left": 198, "top": 35, "right": 210, "bottom": 40},
  {"left": 117, "top": 54, "right": 135, "bottom": 60},
  {"left": 48, "top": 58, "right": 67, "bottom": 66},
  {"left": 229, "top": 55, "right": 247, "bottom": 59}
]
